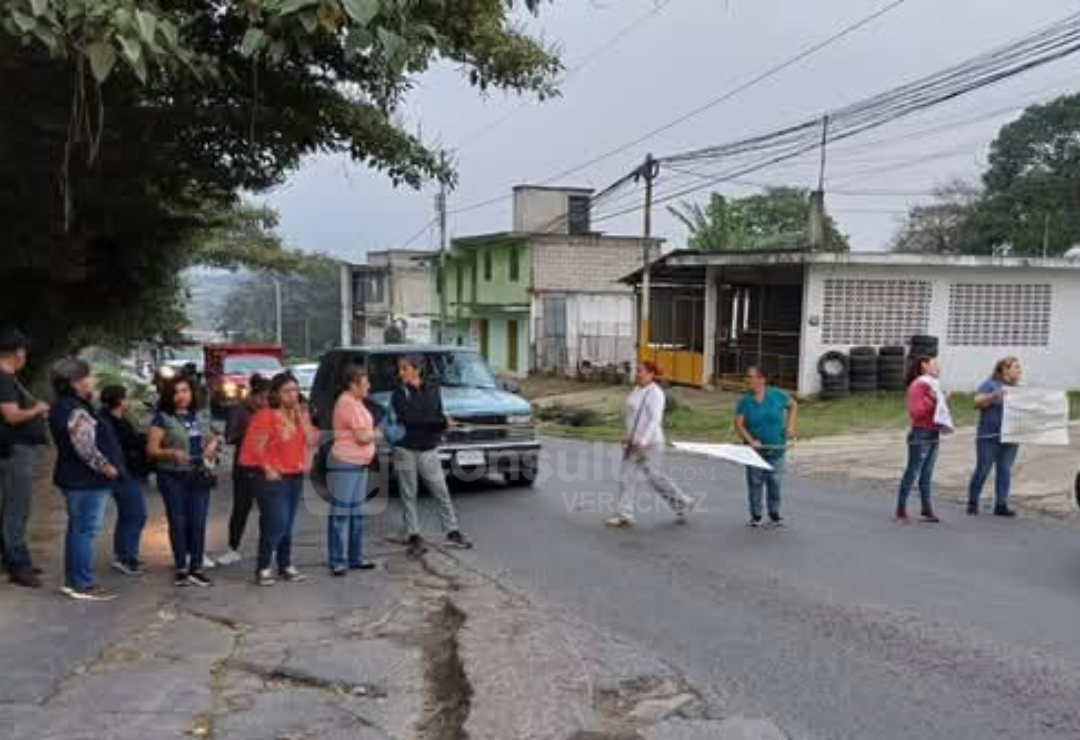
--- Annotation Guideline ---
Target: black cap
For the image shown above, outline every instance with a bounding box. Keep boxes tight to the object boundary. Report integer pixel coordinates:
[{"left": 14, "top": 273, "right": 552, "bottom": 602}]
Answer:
[{"left": 0, "top": 326, "right": 31, "bottom": 353}]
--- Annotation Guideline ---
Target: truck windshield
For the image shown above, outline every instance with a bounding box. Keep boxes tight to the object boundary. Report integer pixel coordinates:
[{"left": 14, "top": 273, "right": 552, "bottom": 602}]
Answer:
[
  {"left": 224, "top": 355, "right": 283, "bottom": 376},
  {"left": 365, "top": 352, "right": 497, "bottom": 393}
]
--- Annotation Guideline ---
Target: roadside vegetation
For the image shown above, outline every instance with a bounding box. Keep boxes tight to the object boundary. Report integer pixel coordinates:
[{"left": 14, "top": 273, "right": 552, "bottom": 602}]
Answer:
[{"left": 537, "top": 389, "right": 1080, "bottom": 444}]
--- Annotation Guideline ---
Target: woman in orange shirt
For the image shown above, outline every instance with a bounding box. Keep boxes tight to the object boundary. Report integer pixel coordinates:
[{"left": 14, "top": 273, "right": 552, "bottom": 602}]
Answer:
[
  {"left": 239, "top": 373, "right": 319, "bottom": 587},
  {"left": 327, "top": 365, "right": 381, "bottom": 576}
]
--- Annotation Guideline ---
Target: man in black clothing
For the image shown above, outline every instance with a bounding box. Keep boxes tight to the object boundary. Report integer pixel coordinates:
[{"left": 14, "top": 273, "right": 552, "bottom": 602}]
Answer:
[
  {"left": 0, "top": 326, "right": 49, "bottom": 588},
  {"left": 215, "top": 374, "right": 270, "bottom": 566},
  {"left": 391, "top": 356, "right": 471, "bottom": 556}
]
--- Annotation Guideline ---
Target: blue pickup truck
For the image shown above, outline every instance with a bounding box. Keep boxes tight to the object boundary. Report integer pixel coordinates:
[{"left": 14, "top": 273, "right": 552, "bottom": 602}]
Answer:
[{"left": 310, "top": 345, "right": 540, "bottom": 486}]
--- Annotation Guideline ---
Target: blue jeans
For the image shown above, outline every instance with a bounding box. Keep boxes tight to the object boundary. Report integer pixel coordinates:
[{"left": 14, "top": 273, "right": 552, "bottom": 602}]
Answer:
[
  {"left": 968, "top": 439, "right": 1020, "bottom": 508},
  {"left": 157, "top": 472, "right": 212, "bottom": 572},
  {"left": 327, "top": 458, "right": 368, "bottom": 570},
  {"left": 746, "top": 454, "right": 785, "bottom": 521},
  {"left": 897, "top": 428, "right": 940, "bottom": 514},
  {"left": 112, "top": 478, "right": 147, "bottom": 566},
  {"left": 63, "top": 488, "right": 110, "bottom": 589},
  {"left": 254, "top": 475, "right": 303, "bottom": 572}
]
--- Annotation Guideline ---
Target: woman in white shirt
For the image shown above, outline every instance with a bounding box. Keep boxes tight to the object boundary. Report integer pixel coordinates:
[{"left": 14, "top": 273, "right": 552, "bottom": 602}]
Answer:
[{"left": 605, "top": 361, "right": 695, "bottom": 527}]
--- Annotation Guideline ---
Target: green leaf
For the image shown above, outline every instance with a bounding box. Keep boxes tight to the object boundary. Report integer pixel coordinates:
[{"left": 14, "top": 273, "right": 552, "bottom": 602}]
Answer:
[
  {"left": 118, "top": 34, "right": 143, "bottom": 66},
  {"left": 342, "top": 0, "right": 379, "bottom": 26},
  {"left": 344, "top": 24, "right": 372, "bottom": 58},
  {"left": 135, "top": 10, "right": 157, "bottom": 44},
  {"left": 241, "top": 28, "right": 266, "bottom": 57},
  {"left": 29, "top": 0, "right": 49, "bottom": 17},
  {"left": 279, "top": 0, "right": 318, "bottom": 14},
  {"left": 11, "top": 10, "right": 36, "bottom": 33},
  {"left": 298, "top": 9, "right": 318, "bottom": 34},
  {"left": 158, "top": 20, "right": 178, "bottom": 48},
  {"left": 85, "top": 41, "right": 117, "bottom": 83}
]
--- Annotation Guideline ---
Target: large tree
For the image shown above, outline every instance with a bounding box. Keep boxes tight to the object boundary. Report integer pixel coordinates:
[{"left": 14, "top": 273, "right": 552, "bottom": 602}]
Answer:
[
  {"left": 968, "top": 93, "right": 1080, "bottom": 256},
  {"left": 669, "top": 187, "right": 850, "bottom": 252},
  {"left": 890, "top": 180, "right": 981, "bottom": 255},
  {"left": 0, "top": 1, "right": 560, "bottom": 359}
]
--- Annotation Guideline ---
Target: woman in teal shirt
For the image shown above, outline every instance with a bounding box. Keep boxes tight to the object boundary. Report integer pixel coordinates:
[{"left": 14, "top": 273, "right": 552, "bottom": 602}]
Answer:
[{"left": 735, "top": 366, "right": 797, "bottom": 527}]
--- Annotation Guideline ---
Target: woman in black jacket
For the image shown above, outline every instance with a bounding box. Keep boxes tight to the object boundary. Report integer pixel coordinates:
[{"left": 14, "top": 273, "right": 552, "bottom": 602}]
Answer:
[
  {"left": 100, "top": 386, "right": 149, "bottom": 576},
  {"left": 48, "top": 360, "right": 125, "bottom": 602}
]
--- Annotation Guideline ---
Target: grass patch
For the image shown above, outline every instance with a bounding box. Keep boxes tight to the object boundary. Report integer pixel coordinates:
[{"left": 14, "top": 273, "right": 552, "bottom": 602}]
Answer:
[{"left": 541, "top": 390, "right": 1080, "bottom": 444}]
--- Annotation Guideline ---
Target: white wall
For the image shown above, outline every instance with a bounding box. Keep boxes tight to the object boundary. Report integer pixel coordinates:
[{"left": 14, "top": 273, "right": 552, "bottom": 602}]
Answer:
[
  {"left": 800, "top": 263, "right": 1080, "bottom": 395},
  {"left": 531, "top": 292, "right": 635, "bottom": 373}
]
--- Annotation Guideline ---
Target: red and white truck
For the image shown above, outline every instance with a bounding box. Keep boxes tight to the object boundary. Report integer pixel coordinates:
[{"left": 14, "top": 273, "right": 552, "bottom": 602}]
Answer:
[{"left": 203, "top": 343, "right": 284, "bottom": 417}]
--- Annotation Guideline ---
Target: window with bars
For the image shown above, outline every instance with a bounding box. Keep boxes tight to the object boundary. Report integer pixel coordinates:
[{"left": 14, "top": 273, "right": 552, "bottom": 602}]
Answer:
[
  {"left": 821, "top": 279, "right": 932, "bottom": 345},
  {"left": 947, "top": 283, "right": 1052, "bottom": 346}
]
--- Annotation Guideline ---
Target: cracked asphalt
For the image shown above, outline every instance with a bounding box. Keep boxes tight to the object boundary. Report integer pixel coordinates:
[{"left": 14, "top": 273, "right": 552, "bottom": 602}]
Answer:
[
  {"left": 2, "top": 436, "right": 1079, "bottom": 739},
  {"left": 447, "top": 438, "right": 1080, "bottom": 740}
]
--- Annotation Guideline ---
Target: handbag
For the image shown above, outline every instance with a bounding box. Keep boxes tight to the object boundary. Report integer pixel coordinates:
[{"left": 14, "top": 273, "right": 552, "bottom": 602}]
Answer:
[{"left": 188, "top": 458, "right": 219, "bottom": 489}]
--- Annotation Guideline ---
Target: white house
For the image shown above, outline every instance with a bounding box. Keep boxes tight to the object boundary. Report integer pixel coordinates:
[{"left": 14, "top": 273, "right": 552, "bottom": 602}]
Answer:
[{"left": 624, "top": 250, "right": 1080, "bottom": 395}]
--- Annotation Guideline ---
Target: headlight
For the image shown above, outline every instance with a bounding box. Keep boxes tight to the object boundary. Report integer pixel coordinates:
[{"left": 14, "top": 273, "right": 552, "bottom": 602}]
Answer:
[
  {"left": 507, "top": 414, "right": 532, "bottom": 425},
  {"left": 158, "top": 366, "right": 176, "bottom": 379},
  {"left": 223, "top": 382, "right": 238, "bottom": 397}
]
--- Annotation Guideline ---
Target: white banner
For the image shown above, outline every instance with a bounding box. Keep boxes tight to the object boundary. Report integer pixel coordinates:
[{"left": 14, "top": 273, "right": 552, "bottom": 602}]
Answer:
[
  {"left": 1001, "top": 388, "right": 1069, "bottom": 446},
  {"left": 672, "top": 442, "right": 774, "bottom": 471}
]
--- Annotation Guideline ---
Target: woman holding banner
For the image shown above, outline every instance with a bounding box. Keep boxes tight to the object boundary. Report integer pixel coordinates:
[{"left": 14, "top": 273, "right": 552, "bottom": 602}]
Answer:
[
  {"left": 735, "top": 366, "right": 797, "bottom": 528},
  {"left": 967, "top": 357, "right": 1022, "bottom": 517}
]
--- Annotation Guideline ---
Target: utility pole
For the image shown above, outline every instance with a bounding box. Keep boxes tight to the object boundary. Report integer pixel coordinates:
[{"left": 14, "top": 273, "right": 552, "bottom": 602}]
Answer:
[
  {"left": 1042, "top": 212, "right": 1051, "bottom": 258},
  {"left": 809, "top": 115, "right": 830, "bottom": 251},
  {"left": 436, "top": 175, "right": 449, "bottom": 344},
  {"left": 637, "top": 154, "right": 660, "bottom": 358},
  {"left": 274, "top": 278, "right": 283, "bottom": 345}
]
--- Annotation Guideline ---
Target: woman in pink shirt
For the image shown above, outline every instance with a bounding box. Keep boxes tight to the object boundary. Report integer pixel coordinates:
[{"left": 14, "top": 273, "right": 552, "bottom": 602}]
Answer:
[
  {"left": 896, "top": 356, "right": 943, "bottom": 524},
  {"left": 326, "top": 365, "right": 380, "bottom": 575}
]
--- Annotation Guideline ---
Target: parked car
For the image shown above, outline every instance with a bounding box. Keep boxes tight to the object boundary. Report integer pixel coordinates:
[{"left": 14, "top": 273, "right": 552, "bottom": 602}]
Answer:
[
  {"left": 204, "top": 343, "right": 284, "bottom": 417},
  {"left": 289, "top": 362, "right": 319, "bottom": 400},
  {"left": 311, "top": 345, "right": 539, "bottom": 486}
]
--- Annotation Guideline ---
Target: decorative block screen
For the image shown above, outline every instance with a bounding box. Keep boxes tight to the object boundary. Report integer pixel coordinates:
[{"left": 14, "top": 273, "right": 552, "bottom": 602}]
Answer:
[
  {"left": 821, "top": 279, "right": 932, "bottom": 345},
  {"left": 947, "top": 283, "right": 1051, "bottom": 346}
]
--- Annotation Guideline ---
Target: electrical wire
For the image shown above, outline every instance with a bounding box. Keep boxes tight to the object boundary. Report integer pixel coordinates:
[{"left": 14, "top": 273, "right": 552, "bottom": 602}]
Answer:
[
  {"left": 453, "top": 0, "right": 679, "bottom": 153},
  {"left": 451, "top": 0, "right": 909, "bottom": 215}
]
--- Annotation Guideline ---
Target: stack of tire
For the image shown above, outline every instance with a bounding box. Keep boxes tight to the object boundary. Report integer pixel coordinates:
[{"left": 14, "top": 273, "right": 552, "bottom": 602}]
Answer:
[
  {"left": 848, "top": 347, "right": 878, "bottom": 393},
  {"left": 877, "top": 346, "right": 907, "bottom": 391},
  {"left": 909, "top": 334, "right": 939, "bottom": 359},
  {"left": 817, "top": 351, "right": 850, "bottom": 400}
]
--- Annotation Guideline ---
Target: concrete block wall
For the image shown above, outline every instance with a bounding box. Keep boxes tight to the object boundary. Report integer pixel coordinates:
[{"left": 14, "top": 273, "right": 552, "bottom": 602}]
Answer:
[{"left": 531, "top": 235, "right": 658, "bottom": 293}]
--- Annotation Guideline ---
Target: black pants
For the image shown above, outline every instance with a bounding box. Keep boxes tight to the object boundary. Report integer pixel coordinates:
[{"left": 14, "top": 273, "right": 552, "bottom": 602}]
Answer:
[{"left": 228, "top": 466, "right": 257, "bottom": 551}]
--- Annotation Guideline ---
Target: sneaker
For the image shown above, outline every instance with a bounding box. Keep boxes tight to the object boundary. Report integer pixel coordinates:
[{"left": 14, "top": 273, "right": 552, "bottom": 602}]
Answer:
[
  {"left": 768, "top": 515, "right": 785, "bottom": 528},
  {"left": 920, "top": 512, "right": 941, "bottom": 524},
  {"left": 256, "top": 569, "right": 276, "bottom": 587},
  {"left": 604, "top": 515, "right": 635, "bottom": 528},
  {"left": 61, "top": 585, "right": 117, "bottom": 602},
  {"left": 187, "top": 571, "right": 213, "bottom": 588},
  {"left": 215, "top": 549, "right": 242, "bottom": 566},
  {"left": 895, "top": 512, "right": 911, "bottom": 525},
  {"left": 174, "top": 570, "right": 192, "bottom": 587},
  {"left": 8, "top": 569, "right": 42, "bottom": 589},
  {"left": 350, "top": 562, "right": 377, "bottom": 571},
  {"left": 201, "top": 556, "right": 217, "bottom": 570},
  {"left": 280, "top": 566, "right": 306, "bottom": 583},
  {"left": 406, "top": 535, "right": 428, "bottom": 557},
  {"left": 445, "top": 531, "right": 474, "bottom": 550},
  {"left": 331, "top": 567, "right": 347, "bottom": 577},
  {"left": 112, "top": 560, "right": 144, "bottom": 577},
  {"left": 966, "top": 502, "right": 979, "bottom": 516},
  {"left": 747, "top": 517, "right": 763, "bottom": 528},
  {"left": 993, "top": 505, "right": 1017, "bottom": 518}
]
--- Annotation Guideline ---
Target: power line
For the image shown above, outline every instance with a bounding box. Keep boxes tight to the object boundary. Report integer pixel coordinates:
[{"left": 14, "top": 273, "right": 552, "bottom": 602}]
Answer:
[
  {"left": 452, "top": 0, "right": 909, "bottom": 215},
  {"left": 391, "top": 218, "right": 437, "bottom": 251},
  {"left": 453, "top": 0, "right": 678, "bottom": 153}
]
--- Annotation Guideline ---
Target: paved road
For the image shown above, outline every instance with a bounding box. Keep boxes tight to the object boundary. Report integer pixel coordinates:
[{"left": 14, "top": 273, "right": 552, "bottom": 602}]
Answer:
[{"left": 444, "top": 437, "right": 1080, "bottom": 740}]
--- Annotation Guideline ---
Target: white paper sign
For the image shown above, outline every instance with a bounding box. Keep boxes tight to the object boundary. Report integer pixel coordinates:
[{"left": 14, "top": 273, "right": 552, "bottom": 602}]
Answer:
[
  {"left": 1001, "top": 388, "right": 1069, "bottom": 446},
  {"left": 672, "top": 442, "right": 774, "bottom": 471}
]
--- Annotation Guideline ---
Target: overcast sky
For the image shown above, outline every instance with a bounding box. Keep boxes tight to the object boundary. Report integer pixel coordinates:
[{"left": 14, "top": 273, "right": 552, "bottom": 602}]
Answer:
[{"left": 261, "top": 0, "right": 1080, "bottom": 261}]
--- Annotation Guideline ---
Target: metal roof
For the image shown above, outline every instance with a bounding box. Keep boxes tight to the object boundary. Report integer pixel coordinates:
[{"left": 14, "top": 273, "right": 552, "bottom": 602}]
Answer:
[{"left": 620, "top": 249, "right": 1080, "bottom": 283}]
